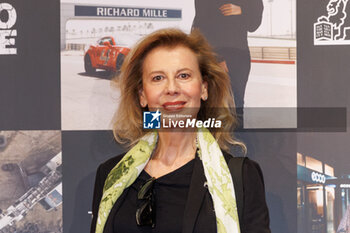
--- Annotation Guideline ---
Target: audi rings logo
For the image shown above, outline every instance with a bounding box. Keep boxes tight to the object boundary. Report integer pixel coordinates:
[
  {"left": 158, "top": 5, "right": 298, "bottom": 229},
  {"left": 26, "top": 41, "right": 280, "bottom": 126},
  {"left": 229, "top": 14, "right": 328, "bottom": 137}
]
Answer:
[{"left": 311, "top": 172, "right": 326, "bottom": 184}]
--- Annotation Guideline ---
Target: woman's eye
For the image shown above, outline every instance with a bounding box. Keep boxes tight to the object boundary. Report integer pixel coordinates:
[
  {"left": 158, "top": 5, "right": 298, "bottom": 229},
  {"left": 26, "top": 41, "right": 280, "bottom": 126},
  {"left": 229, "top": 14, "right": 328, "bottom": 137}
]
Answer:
[
  {"left": 152, "top": 75, "right": 163, "bottom": 81},
  {"left": 178, "top": 73, "right": 190, "bottom": 79}
]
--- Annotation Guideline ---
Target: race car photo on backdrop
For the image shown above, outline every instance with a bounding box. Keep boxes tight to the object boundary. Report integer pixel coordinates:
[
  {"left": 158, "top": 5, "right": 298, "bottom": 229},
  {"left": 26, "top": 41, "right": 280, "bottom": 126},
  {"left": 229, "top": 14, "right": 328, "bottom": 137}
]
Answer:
[{"left": 84, "top": 36, "right": 130, "bottom": 75}]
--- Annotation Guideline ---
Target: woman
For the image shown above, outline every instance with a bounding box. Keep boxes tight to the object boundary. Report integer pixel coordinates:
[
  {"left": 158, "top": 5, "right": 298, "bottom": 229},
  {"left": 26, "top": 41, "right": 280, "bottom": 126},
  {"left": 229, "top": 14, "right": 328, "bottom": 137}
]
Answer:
[{"left": 90, "top": 28, "right": 270, "bottom": 233}]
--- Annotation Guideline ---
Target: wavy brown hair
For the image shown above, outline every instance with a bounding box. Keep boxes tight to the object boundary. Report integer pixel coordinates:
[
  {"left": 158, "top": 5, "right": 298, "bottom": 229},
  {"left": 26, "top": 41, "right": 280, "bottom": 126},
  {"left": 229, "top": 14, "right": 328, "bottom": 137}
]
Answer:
[{"left": 112, "top": 28, "right": 245, "bottom": 152}]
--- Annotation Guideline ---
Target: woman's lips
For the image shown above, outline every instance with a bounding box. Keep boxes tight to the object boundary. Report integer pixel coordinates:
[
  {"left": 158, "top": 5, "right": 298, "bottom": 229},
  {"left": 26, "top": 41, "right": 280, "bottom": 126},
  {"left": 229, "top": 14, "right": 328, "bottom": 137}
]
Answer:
[{"left": 162, "top": 101, "right": 186, "bottom": 110}]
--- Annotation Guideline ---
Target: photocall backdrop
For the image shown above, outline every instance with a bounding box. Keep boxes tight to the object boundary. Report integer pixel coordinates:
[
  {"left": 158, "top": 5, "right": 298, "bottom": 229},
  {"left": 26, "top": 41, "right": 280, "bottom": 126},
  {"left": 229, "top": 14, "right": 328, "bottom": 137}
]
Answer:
[{"left": 0, "top": 0, "right": 349, "bottom": 233}]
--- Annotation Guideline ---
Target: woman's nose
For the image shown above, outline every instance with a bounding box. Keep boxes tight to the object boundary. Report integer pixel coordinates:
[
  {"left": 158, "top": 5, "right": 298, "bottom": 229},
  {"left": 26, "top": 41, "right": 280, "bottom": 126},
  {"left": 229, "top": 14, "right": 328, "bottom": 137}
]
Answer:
[{"left": 165, "top": 78, "right": 180, "bottom": 95}]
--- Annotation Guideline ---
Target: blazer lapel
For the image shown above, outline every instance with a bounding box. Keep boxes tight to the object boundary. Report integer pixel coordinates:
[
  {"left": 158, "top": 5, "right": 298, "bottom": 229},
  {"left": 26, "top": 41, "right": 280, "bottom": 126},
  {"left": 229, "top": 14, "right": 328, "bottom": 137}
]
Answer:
[
  {"left": 182, "top": 156, "right": 207, "bottom": 233},
  {"left": 103, "top": 188, "right": 130, "bottom": 233}
]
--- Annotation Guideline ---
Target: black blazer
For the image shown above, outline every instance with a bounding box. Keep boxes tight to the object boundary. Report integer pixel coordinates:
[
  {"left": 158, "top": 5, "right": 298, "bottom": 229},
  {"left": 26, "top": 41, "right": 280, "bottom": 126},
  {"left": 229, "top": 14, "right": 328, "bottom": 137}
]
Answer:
[{"left": 90, "top": 151, "right": 271, "bottom": 233}]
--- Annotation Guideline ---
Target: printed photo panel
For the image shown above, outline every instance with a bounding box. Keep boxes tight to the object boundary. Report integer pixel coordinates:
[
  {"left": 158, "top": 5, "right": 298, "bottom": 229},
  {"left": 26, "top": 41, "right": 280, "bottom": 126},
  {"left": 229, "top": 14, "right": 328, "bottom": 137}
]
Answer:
[{"left": 0, "top": 131, "right": 62, "bottom": 232}]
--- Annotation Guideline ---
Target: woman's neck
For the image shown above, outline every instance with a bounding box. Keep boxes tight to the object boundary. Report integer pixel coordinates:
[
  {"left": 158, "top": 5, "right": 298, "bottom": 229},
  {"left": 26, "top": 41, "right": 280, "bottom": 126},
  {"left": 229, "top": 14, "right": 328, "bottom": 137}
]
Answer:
[{"left": 152, "top": 131, "right": 197, "bottom": 166}]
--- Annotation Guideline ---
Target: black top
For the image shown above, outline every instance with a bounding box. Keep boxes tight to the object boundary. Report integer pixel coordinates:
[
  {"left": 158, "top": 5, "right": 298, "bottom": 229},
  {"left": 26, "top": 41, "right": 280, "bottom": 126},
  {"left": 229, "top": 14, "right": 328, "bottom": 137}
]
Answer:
[
  {"left": 91, "top": 151, "right": 270, "bottom": 233},
  {"left": 113, "top": 158, "right": 196, "bottom": 233},
  {"left": 192, "top": 0, "right": 264, "bottom": 50}
]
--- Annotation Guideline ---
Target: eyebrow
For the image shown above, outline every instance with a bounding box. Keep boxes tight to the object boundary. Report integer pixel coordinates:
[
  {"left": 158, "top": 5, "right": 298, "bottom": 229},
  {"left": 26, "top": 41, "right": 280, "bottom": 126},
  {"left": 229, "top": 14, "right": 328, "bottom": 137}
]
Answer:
[{"left": 147, "top": 68, "right": 193, "bottom": 76}]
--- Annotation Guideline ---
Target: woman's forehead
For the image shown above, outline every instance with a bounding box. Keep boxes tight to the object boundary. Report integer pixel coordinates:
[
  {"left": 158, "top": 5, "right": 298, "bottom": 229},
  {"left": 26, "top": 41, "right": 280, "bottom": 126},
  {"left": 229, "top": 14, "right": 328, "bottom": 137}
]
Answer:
[{"left": 142, "top": 45, "right": 199, "bottom": 72}]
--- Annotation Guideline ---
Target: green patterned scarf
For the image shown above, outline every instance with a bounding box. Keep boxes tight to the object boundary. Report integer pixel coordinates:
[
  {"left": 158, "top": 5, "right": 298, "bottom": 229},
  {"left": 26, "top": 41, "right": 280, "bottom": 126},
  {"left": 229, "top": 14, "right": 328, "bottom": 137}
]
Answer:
[{"left": 95, "top": 127, "right": 240, "bottom": 233}]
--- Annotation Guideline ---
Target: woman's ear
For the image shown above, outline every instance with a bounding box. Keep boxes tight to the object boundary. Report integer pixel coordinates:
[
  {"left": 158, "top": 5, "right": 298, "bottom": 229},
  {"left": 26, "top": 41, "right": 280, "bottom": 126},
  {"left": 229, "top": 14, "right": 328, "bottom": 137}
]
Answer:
[
  {"left": 139, "top": 88, "right": 147, "bottom": 107},
  {"left": 201, "top": 81, "right": 208, "bottom": 101}
]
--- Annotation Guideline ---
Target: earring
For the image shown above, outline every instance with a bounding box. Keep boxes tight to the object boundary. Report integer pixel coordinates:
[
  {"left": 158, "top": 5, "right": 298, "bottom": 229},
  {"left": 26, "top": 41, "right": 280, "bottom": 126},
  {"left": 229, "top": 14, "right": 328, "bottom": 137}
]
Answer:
[
  {"left": 141, "top": 103, "right": 146, "bottom": 107},
  {"left": 203, "top": 96, "right": 207, "bottom": 101}
]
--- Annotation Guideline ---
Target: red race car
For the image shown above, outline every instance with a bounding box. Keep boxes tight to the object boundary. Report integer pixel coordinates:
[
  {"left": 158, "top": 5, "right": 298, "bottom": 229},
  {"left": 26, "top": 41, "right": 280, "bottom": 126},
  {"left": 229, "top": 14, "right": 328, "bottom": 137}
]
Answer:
[{"left": 84, "top": 36, "right": 130, "bottom": 74}]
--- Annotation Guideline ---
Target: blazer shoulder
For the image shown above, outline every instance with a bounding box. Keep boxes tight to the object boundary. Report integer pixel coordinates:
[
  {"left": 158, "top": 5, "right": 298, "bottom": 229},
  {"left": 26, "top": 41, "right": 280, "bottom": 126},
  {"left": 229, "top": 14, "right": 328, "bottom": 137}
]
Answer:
[
  {"left": 222, "top": 150, "right": 234, "bottom": 163},
  {"left": 97, "top": 153, "right": 126, "bottom": 180},
  {"left": 222, "top": 151, "right": 266, "bottom": 192},
  {"left": 242, "top": 157, "right": 265, "bottom": 185},
  {"left": 222, "top": 150, "right": 261, "bottom": 171}
]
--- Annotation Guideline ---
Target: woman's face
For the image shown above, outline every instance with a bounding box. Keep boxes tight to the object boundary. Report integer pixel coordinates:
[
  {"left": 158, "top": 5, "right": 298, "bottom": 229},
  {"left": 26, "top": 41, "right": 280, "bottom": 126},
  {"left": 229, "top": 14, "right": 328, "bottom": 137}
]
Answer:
[{"left": 139, "top": 45, "right": 208, "bottom": 116}]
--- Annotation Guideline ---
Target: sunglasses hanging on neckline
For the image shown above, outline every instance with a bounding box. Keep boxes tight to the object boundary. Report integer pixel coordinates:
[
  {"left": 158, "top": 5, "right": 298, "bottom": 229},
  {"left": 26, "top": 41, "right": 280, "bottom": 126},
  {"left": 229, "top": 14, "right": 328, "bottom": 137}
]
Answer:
[{"left": 136, "top": 177, "right": 156, "bottom": 228}]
